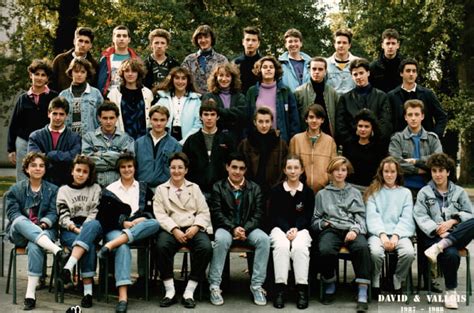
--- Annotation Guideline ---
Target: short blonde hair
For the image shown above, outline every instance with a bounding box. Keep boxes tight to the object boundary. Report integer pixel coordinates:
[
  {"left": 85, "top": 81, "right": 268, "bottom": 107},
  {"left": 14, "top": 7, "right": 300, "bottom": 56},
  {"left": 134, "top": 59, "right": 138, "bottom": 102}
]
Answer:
[{"left": 327, "top": 156, "right": 354, "bottom": 175}]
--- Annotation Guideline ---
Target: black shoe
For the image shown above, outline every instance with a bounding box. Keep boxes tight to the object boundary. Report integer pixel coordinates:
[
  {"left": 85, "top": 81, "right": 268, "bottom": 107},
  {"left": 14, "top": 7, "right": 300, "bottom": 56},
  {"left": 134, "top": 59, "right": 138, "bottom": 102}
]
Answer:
[
  {"left": 81, "top": 294, "right": 93, "bottom": 308},
  {"left": 181, "top": 297, "right": 196, "bottom": 309},
  {"left": 61, "top": 268, "right": 72, "bottom": 285},
  {"left": 56, "top": 250, "right": 69, "bottom": 269},
  {"left": 273, "top": 283, "right": 285, "bottom": 309},
  {"left": 23, "top": 298, "right": 36, "bottom": 311},
  {"left": 356, "top": 301, "right": 369, "bottom": 313},
  {"left": 116, "top": 300, "right": 128, "bottom": 313},
  {"left": 322, "top": 293, "right": 335, "bottom": 305},
  {"left": 160, "top": 296, "right": 178, "bottom": 307},
  {"left": 36, "top": 277, "right": 47, "bottom": 290},
  {"left": 98, "top": 246, "right": 111, "bottom": 259},
  {"left": 296, "top": 284, "right": 308, "bottom": 309},
  {"left": 372, "top": 287, "right": 380, "bottom": 301}
]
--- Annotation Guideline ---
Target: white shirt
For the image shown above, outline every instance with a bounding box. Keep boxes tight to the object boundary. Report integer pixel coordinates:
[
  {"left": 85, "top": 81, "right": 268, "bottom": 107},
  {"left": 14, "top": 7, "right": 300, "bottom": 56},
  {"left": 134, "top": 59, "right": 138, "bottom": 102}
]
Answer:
[
  {"left": 107, "top": 179, "right": 140, "bottom": 215},
  {"left": 401, "top": 83, "right": 417, "bottom": 93},
  {"left": 171, "top": 96, "right": 183, "bottom": 126},
  {"left": 283, "top": 181, "right": 303, "bottom": 196}
]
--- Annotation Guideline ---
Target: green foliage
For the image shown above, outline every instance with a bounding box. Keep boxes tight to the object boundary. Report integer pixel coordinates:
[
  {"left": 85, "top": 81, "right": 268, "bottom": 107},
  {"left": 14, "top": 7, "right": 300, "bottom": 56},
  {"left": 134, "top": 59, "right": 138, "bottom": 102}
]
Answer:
[
  {"left": 440, "top": 90, "right": 474, "bottom": 132},
  {"left": 0, "top": 0, "right": 331, "bottom": 122}
]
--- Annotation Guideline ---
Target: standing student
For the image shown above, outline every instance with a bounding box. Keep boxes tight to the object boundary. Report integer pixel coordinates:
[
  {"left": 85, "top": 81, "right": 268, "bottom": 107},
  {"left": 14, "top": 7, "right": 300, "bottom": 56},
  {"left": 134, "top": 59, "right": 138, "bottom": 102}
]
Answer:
[
  {"left": 82, "top": 101, "right": 134, "bottom": 187},
  {"left": 233, "top": 26, "right": 262, "bottom": 94},
  {"left": 143, "top": 28, "right": 180, "bottom": 90},
  {"left": 52, "top": 26, "right": 98, "bottom": 91},
  {"left": 5, "top": 152, "right": 68, "bottom": 310},
  {"left": 59, "top": 58, "right": 103, "bottom": 137},
  {"left": 369, "top": 28, "right": 403, "bottom": 93},
  {"left": 269, "top": 155, "right": 314, "bottom": 309},
  {"left": 326, "top": 29, "right": 359, "bottom": 96},
  {"left": 182, "top": 25, "right": 228, "bottom": 94},
  {"left": 156, "top": 67, "right": 202, "bottom": 145},
  {"left": 278, "top": 28, "right": 312, "bottom": 92},
  {"left": 28, "top": 97, "right": 82, "bottom": 186},
  {"left": 364, "top": 157, "right": 415, "bottom": 296},
  {"left": 97, "top": 25, "right": 139, "bottom": 96},
  {"left": 289, "top": 104, "right": 337, "bottom": 194},
  {"left": 247, "top": 55, "right": 300, "bottom": 143},
  {"left": 311, "top": 156, "right": 370, "bottom": 312},
  {"left": 202, "top": 63, "right": 246, "bottom": 142},
  {"left": 415, "top": 153, "right": 474, "bottom": 309},
  {"left": 343, "top": 109, "right": 386, "bottom": 188},
  {"left": 8, "top": 59, "right": 58, "bottom": 181},
  {"left": 107, "top": 58, "right": 154, "bottom": 139},
  {"left": 58, "top": 155, "right": 102, "bottom": 308},
  {"left": 135, "top": 105, "right": 182, "bottom": 191},
  {"left": 295, "top": 56, "right": 339, "bottom": 137}
]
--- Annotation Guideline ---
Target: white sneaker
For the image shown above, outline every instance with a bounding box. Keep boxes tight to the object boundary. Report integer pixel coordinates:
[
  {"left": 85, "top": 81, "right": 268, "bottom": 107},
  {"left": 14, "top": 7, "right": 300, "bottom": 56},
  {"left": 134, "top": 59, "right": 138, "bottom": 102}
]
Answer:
[
  {"left": 424, "top": 244, "right": 443, "bottom": 263},
  {"left": 210, "top": 287, "right": 224, "bottom": 305},
  {"left": 444, "top": 290, "right": 458, "bottom": 309}
]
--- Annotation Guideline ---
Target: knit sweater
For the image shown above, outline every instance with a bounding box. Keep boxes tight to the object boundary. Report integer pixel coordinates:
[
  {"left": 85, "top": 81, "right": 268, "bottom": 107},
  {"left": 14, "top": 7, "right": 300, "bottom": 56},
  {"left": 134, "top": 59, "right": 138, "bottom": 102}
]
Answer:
[
  {"left": 57, "top": 183, "right": 102, "bottom": 229},
  {"left": 366, "top": 186, "right": 415, "bottom": 238}
]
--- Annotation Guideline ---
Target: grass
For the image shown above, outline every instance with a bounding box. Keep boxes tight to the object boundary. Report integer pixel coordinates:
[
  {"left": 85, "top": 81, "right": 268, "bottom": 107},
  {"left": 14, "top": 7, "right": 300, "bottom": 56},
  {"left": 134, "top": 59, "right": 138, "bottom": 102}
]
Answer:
[{"left": 0, "top": 176, "right": 15, "bottom": 197}]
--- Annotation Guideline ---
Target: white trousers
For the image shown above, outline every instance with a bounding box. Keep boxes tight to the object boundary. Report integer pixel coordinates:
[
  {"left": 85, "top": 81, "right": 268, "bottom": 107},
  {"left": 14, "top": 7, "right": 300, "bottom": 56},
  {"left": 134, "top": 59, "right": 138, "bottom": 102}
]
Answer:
[{"left": 270, "top": 227, "right": 312, "bottom": 285}]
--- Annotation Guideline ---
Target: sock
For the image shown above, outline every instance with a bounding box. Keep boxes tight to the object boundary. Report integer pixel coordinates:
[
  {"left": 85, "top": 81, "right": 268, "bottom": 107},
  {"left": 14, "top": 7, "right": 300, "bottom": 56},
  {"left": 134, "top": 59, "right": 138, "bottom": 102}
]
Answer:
[
  {"left": 358, "top": 284, "right": 368, "bottom": 303},
  {"left": 437, "top": 238, "right": 453, "bottom": 250},
  {"left": 163, "top": 278, "right": 175, "bottom": 299},
  {"left": 26, "top": 276, "right": 39, "bottom": 299},
  {"left": 84, "top": 283, "right": 93, "bottom": 296},
  {"left": 64, "top": 256, "right": 78, "bottom": 271},
  {"left": 36, "top": 235, "right": 61, "bottom": 254},
  {"left": 324, "top": 282, "right": 336, "bottom": 294},
  {"left": 393, "top": 274, "right": 402, "bottom": 290},
  {"left": 183, "top": 280, "right": 198, "bottom": 299}
]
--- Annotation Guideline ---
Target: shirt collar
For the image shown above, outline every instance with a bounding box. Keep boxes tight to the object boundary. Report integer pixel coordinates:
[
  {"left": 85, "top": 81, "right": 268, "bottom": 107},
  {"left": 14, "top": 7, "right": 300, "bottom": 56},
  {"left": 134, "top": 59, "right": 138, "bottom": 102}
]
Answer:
[
  {"left": 283, "top": 181, "right": 303, "bottom": 192},
  {"left": 118, "top": 179, "right": 139, "bottom": 191},
  {"left": 27, "top": 85, "right": 50, "bottom": 96},
  {"left": 227, "top": 177, "right": 245, "bottom": 190},
  {"left": 401, "top": 83, "right": 417, "bottom": 92}
]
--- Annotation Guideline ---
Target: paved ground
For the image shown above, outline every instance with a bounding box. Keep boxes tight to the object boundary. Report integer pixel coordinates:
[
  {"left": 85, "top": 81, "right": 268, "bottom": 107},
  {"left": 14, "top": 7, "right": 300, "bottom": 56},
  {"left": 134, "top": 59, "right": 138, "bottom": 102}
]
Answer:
[{"left": 1, "top": 168, "right": 473, "bottom": 312}]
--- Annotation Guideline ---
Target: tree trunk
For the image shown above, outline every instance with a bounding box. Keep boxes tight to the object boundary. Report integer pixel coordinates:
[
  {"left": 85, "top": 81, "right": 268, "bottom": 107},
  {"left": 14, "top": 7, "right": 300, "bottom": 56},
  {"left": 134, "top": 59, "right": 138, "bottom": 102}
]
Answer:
[
  {"left": 53, "top": 0, "right": 80, "bottom": 55},
  {"left": 457, "top": 0, "right": 474, "bottom": 184}
]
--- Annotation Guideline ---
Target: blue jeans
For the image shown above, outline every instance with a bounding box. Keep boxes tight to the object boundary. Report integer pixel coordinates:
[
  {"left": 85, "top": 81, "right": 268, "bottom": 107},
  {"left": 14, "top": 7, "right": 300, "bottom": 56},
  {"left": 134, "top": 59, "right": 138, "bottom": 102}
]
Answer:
[
  {"left": 15, "top": 137, "right": 28, "bottom": 182},
  {"left": 8, "top": 216, "right": 57, "bottom": 276},
  {"left": 60, "top": 220, "right": 103, "bottom": 278},
  {"left": 208, "top": 228, "right": 270, "bottom": 288},
  {"left": 103, "top": 219, "right": 160, "bottom": 287}
]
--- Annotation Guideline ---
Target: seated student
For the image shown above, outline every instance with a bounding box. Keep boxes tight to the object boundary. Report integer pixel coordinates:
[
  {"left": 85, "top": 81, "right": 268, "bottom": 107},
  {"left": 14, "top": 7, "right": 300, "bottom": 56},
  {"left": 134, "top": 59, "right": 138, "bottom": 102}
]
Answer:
[
  {"left": 311, "top": 156, "right": 370, "bottom": 312},
  {"left": 82, "top": 101, "right": 134, "bottom": 187},
  {"left": 96, "top": 153, "right": 160, "bottom": 313},
  {"left": 8, "top": 59, "right": 58, "bottom": 182},
  {"left": 57, "top": 155, "right": 102, "bottom": 308},
  {"left": 135, "top": 105, "right": 181, "bottom": 191},
  {"left": 364, "top": 157, "right": 415, "bottom": 296},
  {"left": 156, "top": 67, "right": 202, "bottom": 145},
  {"left": 289, "top": 104, "right": 336, "bottom": 193},
  {"left": 344, "top": 109, "right": 387, "bottom": 188},
  {"left": 247, "top": 55, "right": 300, "bottom": 143},
  {"left": 269, "top": 155, "right": 314, "bottom": 309},
  {"left": 28, "top": 96, "right": 82, "bottom": 186},
  {"left": 107, "top": 58, "right": 154, "bottom": 140},
  {"left": 414, "top": 153, "right": 474, "bottom": 310},
  {"left": 153, "top": 152, "right": 212, "bottom": 309},
  {"left": 202, "top": 63, "right": 247, "bottom": 143},
  {"left": 238, "top": 106, "right": 288, "bottom": 202},
  {"left": 5, "top": 152, "right": 67, "bottom": 310},
  {"left": 207, "top": 152, "right": 270, "bottom": 306},
  {"left": 59, "top": 58, "right": 103, "bottom": 138},
  {"left": 183, "top": 99, "right": 235, "bottom": 199}
]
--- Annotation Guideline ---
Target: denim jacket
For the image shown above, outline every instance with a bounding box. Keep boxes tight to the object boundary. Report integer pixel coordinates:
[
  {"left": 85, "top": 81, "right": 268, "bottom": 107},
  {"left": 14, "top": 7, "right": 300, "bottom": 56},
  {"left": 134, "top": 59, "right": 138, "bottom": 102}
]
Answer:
[
  {"left": 59, "top": 83, "right": 104, "bottom": 137},
  {"left": 82, "top": 127, "right": 135, "bottom": 187},
  {"left": 278, "top": 51, "right": 312, "bottom": 92},
  {"left": 414, "top": 180, "right": 473, "bottom": 238},
  {"left": 5, "top": 179, "right": 59, "bottom": 239},
  {"left": 326, "top": 52, "right": 359, "bottom": 96}
]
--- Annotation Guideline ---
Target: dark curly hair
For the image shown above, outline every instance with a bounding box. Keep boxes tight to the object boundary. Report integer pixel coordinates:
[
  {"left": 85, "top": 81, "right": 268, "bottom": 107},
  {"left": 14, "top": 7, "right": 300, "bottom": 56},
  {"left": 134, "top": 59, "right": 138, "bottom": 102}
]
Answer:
[{"left": 252, "top": 55, "right": 283, "bottom": 82}]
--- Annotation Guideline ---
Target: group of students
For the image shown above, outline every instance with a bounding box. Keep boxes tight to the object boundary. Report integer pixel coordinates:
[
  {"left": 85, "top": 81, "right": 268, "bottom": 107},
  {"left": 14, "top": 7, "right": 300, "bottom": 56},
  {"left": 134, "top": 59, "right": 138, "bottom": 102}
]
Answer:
[{"left": 3, "top": 22, "right": 473, "bottom": 313}]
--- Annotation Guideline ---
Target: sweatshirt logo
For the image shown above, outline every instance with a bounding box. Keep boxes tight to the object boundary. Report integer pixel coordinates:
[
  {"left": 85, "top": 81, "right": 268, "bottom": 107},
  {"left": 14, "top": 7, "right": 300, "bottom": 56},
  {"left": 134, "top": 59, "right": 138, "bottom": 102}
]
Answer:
[{"left": 296, "top": 202, "right": 304, "bottom": 212}]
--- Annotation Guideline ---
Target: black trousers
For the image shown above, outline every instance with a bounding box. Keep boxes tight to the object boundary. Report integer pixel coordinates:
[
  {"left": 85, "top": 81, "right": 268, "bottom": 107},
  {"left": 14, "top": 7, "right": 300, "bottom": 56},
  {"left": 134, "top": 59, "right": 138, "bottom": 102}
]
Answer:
[
  {"left": 318, "top": 228, "right": 371, "bottom": 283},
  {"left": 155, "top": 229, "right": 212, "bottom": 282}
]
